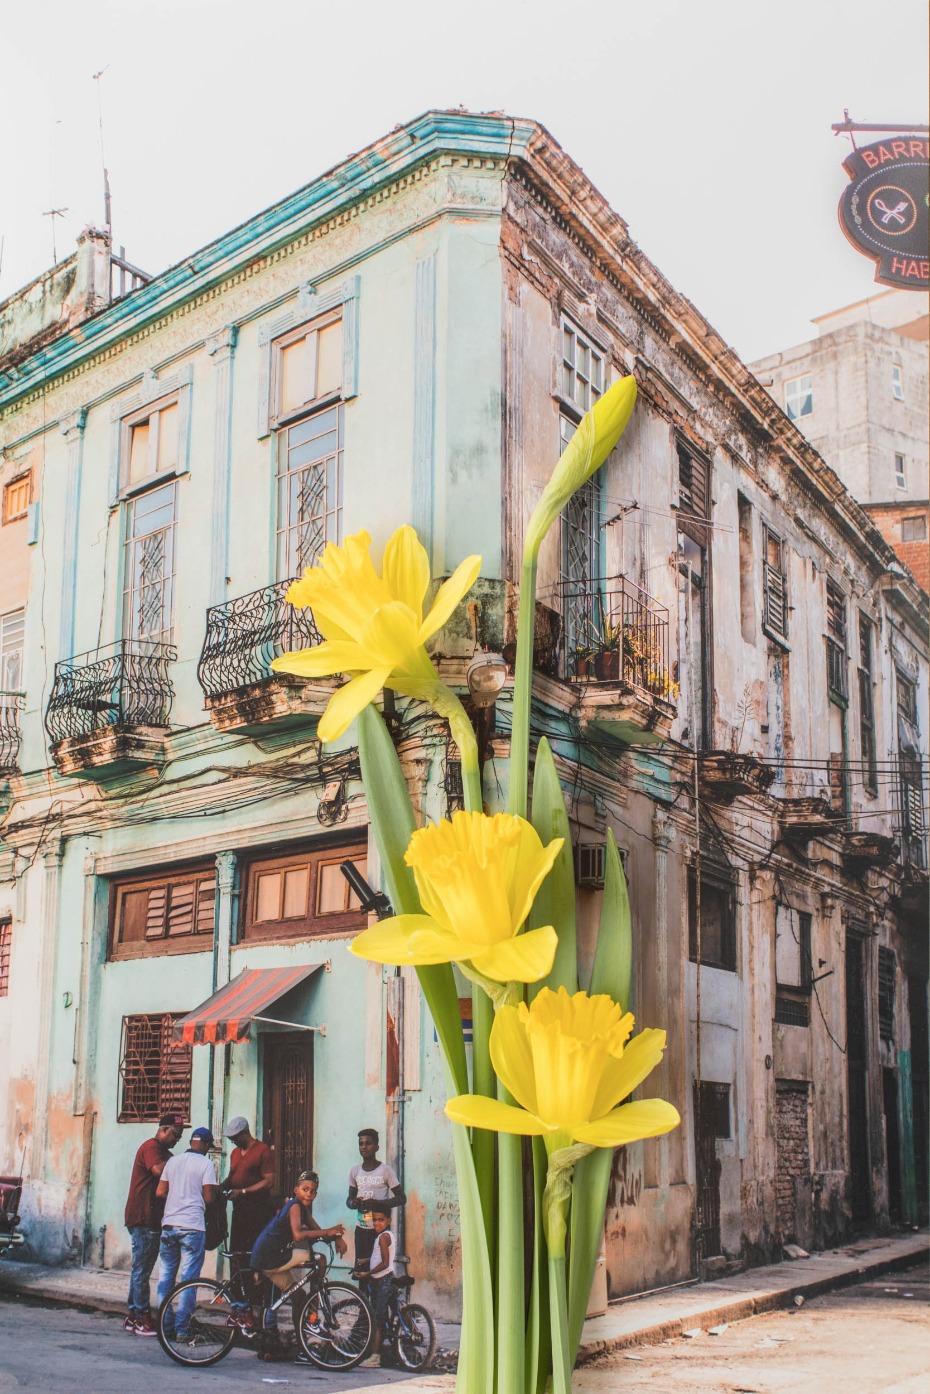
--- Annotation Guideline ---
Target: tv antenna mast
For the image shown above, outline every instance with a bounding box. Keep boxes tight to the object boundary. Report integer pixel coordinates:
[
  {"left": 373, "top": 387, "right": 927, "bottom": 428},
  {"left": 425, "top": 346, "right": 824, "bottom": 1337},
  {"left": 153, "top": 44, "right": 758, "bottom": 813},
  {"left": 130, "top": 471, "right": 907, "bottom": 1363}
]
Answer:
[
  {"left": 42, "top": 208, "right": 69, "bottom": 264},
  {"left": 92, "top": 66, "right": 112, "bottom": 232}
]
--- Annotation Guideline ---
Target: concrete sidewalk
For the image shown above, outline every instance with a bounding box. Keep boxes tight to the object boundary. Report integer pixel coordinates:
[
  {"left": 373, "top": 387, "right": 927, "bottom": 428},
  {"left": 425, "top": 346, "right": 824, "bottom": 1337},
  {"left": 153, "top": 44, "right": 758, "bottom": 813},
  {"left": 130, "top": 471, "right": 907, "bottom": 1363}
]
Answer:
[{"left": 1, "top": 1229, "right": 926, "bottom": 1390}]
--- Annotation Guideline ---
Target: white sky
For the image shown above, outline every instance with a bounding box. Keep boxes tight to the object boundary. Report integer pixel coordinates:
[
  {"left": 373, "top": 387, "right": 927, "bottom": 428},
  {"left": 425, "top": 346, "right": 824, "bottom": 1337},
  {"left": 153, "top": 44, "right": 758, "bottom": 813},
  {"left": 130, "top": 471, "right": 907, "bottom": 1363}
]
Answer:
[{"left": 2, "top": 0, "right": 927, "bottom": 362}]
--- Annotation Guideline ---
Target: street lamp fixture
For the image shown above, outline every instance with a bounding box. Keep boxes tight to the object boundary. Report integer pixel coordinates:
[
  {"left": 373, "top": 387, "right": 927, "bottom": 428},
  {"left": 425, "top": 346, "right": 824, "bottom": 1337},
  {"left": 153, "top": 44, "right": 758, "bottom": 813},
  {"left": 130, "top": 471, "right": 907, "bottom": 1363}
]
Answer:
[{"left": 465, "top": 652, "right": 507, "bottom": 708}]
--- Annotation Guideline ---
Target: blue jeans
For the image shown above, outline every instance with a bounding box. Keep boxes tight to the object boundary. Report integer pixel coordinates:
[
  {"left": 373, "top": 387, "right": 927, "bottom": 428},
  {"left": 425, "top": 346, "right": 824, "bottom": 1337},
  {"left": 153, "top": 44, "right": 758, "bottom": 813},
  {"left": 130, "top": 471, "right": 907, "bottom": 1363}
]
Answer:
[
  {"left": 157, "top": 1227, "right": 207, "bottom": 1336},
  {"left": 127, "top": 1225, "right": 161, "bottom": 1317}
]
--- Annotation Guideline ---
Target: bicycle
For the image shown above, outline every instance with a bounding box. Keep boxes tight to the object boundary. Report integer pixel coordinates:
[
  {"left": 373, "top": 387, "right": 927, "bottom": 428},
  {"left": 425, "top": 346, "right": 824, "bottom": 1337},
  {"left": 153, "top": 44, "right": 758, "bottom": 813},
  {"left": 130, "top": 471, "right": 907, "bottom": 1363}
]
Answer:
[
  {"left": 357, "top": 1267, "right": 437, "bottom": 1371},
  {"left": 156, "top": 1241, "right": 372, "bottom": 1370}
]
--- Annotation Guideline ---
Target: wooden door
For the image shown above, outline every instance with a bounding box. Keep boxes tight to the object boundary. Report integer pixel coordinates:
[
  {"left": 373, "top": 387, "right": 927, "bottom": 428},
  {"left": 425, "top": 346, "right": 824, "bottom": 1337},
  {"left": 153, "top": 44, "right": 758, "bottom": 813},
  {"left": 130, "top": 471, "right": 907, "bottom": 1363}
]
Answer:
[{"left": 262, "top": 1032, "right": 314, "bottom": 1202}]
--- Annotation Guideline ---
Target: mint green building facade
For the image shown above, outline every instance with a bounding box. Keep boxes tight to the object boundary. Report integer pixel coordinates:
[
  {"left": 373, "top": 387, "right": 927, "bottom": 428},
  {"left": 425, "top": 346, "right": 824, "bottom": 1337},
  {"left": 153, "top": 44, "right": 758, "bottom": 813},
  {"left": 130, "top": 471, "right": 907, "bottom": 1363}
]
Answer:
[{"left": 0, "top": 112, "right": 926, "bottom": 1312}]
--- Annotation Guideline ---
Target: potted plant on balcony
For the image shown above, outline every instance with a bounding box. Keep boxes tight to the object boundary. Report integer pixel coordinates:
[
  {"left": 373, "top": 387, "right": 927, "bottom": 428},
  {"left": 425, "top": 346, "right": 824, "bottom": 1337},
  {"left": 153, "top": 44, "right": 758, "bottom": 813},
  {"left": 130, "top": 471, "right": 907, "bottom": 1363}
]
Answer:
[
  {"left": 571, "top": 643, "right": 596, "bottom": 680},
  {"left": 591, "top": 602, "right": 623, "bottom": 681}
]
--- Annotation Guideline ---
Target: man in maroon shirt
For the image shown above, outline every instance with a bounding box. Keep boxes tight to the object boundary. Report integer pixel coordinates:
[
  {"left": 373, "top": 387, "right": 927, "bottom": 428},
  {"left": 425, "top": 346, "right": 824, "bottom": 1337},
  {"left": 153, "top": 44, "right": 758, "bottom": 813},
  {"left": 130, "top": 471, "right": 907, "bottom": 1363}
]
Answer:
[{"left": 124, "top": 1113, "right": 185, "bottom": 1335}]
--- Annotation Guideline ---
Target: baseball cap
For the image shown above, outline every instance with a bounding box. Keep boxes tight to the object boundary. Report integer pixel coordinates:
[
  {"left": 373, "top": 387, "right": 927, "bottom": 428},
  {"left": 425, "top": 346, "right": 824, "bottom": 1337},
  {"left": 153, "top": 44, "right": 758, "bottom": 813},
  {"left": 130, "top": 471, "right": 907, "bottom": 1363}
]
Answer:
[
  {"left": 159, "top": 1113, "right": 186, "bottom": 1129},
  {"left": 224, "top": 1116, "right": 249, "bottom": 1139},
  {"left": 190, "top": 1126, "right": 215, "bottom": 1146}
]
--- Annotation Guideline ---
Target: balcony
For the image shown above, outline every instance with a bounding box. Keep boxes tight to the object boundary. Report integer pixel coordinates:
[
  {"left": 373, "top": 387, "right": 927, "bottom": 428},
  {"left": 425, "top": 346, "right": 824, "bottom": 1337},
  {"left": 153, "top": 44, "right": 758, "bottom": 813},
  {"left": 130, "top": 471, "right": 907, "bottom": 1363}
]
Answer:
[
  {"left": 841, "top": 831, "right": 899, "bottom": 870},
  {"left": 537, "top": 578, "right": 675, "bottom": 745},
  {"left": 197, "top": 581, "right": 333, "bottom": 737},
  {"left": 698, "top": 751, "right": 776, "bottom": 803},
  {"left": 0, "top": 692, "right": 23, "bottom": 777},
  {"left": 45, "top": 641, "right": 175, "bottom": 779},
  {"left": 779, "top": 795, "right": 846, "bottom": 841}
]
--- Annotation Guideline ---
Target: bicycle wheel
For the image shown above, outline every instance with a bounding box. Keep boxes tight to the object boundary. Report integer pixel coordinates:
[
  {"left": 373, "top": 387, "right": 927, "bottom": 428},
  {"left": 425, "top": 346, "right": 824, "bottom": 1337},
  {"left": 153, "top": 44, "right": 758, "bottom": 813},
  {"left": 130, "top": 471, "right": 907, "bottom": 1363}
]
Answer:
[
  {"left": 394, "top": 1301, "right": 436, "bottom": 1371},
  {"left": 298, "top": 1281, "right": 372, "bottom": 1370},
  {"left": 156, "top": 1278, "right": 237, "bottom": 1367}
]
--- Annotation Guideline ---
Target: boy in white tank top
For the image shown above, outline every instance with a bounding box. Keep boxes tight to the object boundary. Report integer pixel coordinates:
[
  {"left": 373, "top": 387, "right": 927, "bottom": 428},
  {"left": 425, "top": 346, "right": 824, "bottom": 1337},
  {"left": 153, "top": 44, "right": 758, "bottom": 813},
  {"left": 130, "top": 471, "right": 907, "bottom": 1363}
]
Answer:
[{"left": 355, "top": 1209, "right": 396, "bottom": 1368}]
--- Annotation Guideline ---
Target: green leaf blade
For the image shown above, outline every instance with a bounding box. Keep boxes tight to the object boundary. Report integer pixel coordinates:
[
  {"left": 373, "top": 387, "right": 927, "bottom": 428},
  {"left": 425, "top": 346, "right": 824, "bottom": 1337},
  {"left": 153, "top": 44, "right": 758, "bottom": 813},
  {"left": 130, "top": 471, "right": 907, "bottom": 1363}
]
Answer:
[{"left": 528, "top": 737, "right": 577, "bottom": 997}]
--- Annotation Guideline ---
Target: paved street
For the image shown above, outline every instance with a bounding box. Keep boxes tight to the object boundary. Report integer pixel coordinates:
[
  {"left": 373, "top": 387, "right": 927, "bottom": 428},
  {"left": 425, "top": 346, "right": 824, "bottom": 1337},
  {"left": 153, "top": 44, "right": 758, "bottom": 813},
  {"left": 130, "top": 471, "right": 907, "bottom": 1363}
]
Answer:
[
  {"left": 582, "top": 1262, "right": 930, "bottom": 1394},
  {"left": 0, "top": 1296, "right": 441, "bottom": 1393}
]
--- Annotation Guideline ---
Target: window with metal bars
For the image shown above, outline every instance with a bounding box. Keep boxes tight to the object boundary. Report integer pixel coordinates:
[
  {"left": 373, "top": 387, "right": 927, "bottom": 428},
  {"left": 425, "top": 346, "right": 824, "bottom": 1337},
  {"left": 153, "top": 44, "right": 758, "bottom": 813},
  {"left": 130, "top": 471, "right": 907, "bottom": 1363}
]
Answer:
[
  {"left": 858, "top": 615, "right": 878, "bottom": 795},
  {"left": 276, "top": 405, "right": 343, "bottom": 581},
  {"left": 118, "top": 1013, "right": 192, "bottom": 1123},
  {"left": 775, "top": 991, "right": 810, "bottom": 1027},
  {"left": 123, "top": 481, "right": 177, "bottom": 644},
  {"left": 109, "top": 865, "right": 216, "bottom": 960},
  {"left": 762, "top": 526, "right": 789, "bottom": 640},
  {"left": 878, "top": 948, "right": 896, "bottom": 1044},
  {"left": 0, "top": 609, "right": 24, "bottom": 693},
  {"left": 0, "top": 919, "right": 10, "bottom": 997},
  {"left": 560, "top": 320, "right": 605, "bottom": 415},
  {"left": 825, "top": 579, "right": 848, "bottom": 702},
  {"left": 677, "top": 441, "right": 709, "bottom": 521}
]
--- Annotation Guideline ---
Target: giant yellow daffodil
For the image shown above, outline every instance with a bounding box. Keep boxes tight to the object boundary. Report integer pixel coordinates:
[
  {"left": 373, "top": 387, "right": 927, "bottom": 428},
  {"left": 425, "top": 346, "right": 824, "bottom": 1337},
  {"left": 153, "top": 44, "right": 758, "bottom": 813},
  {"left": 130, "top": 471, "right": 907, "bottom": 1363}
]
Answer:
[
  {"left": 445, "top": 986, "right": 679, "bottom": 1151},
  {"left": 350, "top": 810, "right": 562, "bottom": 984},
  {"left": 271, "top": 526, "right": 481, "bottom": 744}
]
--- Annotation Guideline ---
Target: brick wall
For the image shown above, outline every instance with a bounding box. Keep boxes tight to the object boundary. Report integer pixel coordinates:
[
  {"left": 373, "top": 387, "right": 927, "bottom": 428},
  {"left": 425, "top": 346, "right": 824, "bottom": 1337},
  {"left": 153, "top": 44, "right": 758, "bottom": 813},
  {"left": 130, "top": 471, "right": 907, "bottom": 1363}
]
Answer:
[
  {"left": 775, "top": 1081, "right": 812, "bottom": 1242},
  {"left": 866, "top": 503, "right": 930, "bottom": 593}
]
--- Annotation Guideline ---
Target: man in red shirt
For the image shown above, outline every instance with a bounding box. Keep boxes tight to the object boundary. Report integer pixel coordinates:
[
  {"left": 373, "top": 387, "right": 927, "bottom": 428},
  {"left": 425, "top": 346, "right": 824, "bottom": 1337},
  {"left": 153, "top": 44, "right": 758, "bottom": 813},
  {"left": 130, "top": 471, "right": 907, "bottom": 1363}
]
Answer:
[
  {"left": 123, "top": 1113, "right": 185, "bottom": 1335},
  {"left": 219, "top": 1116, "right": 275, "bottom": 1332}
]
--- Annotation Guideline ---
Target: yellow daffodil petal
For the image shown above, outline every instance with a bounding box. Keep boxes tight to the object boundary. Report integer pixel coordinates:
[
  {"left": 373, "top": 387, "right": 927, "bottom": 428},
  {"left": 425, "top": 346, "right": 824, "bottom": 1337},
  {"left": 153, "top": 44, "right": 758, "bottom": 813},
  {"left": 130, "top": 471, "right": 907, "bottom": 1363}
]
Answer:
[
  {"left": 381, "top": 525, "right": 431, "bottom": 622},
  {"left": 489, "top": 1002, "right": 538, "bottom": 1115},
  {"left": 359, "top": 602, "right": 423, "bottom": 668},
  {"left": 525, "top": 378, "right": 636, "bottom": 558},
  {"left": 589, "top": 1028, "right": 668, "bottom": 1120},
  {"left": 506, "top": 822, "right": 564, "bottom": 931},
  {"left": 349, "top": 915, "right": 469, "bottom": 966},
  {"left": 418, "top": 553, "right": 482, "bottom": 643},
  {"left": 406, "top": 812, "right": 520, "bottom": 945},
  {"left": 318, "top": 666, "right": 392, "bottom": 742},
  {"left": 469, "top": 925, "right": 559, "bottom": 985},
  {"left": 571, "top": 1099, "right": 681, "bottom": 1148},
  {"left": 444, "top": 1095, "right": 549, "bottom": 1137},
  {"left": 271, "top": 640, "right": 368, "bottom": 679}
]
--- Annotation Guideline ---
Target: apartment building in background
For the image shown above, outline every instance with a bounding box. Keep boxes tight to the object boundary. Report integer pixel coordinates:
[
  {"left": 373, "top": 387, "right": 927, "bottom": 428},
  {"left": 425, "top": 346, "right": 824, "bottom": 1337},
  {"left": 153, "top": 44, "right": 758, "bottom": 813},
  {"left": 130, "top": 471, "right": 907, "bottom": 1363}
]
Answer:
[
  {"left": 751, "top": 290, "right": 929, "bottom": 590},
  {"left": 0, "top": 113, "right": 926, "bottom": 1315}
]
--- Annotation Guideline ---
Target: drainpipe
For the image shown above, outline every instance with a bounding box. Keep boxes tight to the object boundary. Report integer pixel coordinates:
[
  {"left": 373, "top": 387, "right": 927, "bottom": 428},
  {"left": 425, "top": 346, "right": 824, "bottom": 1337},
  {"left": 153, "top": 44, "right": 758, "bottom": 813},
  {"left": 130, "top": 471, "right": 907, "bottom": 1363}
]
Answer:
[{"left": 208, "top": 852, "right": 237, "bottom": 1137}]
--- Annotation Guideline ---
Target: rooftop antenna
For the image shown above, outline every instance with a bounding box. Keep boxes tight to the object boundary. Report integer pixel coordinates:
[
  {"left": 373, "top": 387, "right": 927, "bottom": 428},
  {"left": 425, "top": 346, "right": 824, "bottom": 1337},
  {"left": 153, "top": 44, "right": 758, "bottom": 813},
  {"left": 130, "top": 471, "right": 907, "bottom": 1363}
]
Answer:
[
  {"left": 92, "top": 66, "right": 112, "bottom": 232},
  {"left": 42, "top": 208, "right": 69, "bottom": 264}
]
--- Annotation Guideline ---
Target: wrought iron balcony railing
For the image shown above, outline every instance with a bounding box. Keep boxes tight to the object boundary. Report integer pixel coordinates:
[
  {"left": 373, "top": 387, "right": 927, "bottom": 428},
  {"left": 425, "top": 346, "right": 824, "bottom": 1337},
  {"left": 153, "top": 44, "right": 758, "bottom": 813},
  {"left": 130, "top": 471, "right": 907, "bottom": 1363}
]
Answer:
[
  {"left": 554, "top": 577, "right": 672, "bottom": 700},
  {"left": 898, "top": 757, "right": 928, "bottom": 872},
  {"left": 197, "top": 580, "right": 322, "bottom": 700},
  {"left": 45, "top": 641, "right": 176, "bottom": 743},
  {"left": 0, "top": 691, "right": 24, "bottom": 771}
]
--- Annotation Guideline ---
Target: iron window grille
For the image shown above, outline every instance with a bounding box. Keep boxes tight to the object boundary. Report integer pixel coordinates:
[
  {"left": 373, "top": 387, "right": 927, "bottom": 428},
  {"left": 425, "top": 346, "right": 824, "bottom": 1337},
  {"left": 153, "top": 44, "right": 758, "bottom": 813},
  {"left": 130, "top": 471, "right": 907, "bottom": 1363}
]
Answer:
[
  {"left": 443, "top": 755, "right": 465, "bottom": 819},
  {"left": 197, "top": 580, "right": 323, "bottom": 699},
  {"left": 118, "top": 1013, "right": 192, "bottom": 1123},
  {"left": 276, "top": 405, "right": 343, "bottom": 581},
  {"left": 574, "top": 843, "right": 606, "bottom": 887},
  {"left": 123, "top": 481, "right": 177, "bottom": 644},
  {"left": 0, "top": 691, "right": 23, "bottom": 773},
  {"left": 762, "top": 526, "right": 789, "bottom": 641},
  {"left": 0, "top": 919, "right": 10, "bottom": 997},
  {"left": 775, "top": 992, "right": 810, "bottom": 1027},
  {"left": 0, "top": 608, "right": 24, "bottom": 693},
  {"left": 44, "top": 639, "right": 176, "bottom": 743},
  {"left": 825, "top": 579, "right": 848, "bottom": 702}
]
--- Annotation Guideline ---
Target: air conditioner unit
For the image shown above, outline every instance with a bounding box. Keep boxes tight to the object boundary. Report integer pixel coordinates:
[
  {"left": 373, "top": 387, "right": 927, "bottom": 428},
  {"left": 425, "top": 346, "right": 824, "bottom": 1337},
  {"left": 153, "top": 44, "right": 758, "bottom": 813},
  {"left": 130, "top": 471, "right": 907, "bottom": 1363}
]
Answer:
[{"left": 574, "top": 842, "right": 606, "bottom": 887}]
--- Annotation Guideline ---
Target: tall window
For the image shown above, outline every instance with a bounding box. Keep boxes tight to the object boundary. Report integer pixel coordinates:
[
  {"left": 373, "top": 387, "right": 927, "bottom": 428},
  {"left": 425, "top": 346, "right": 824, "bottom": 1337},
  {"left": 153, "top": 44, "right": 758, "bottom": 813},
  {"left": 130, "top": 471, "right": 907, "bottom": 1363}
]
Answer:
[
  {"left": 2, "top": 472, "right": 31, "bottom": 525},
  {"left": 785, "top": 375, "right": 813, "bottom": 421},
  {"left": 560, "top": 320, "right": 604, "bottom": 414},
  {"left": 826, "top": 579, "right": 848, "bottom": 702},
  {"left": 124, "top": 398, "right": 181, "bottom": 488},
  {"left": 559, "top": 415, "right": 602, "bottom": 657},
  {"left": 272, "top": 310, "right": 345, "bottom": 581},
  {"left": 878, "top": 948, "right": 896, "bottom": 1044},
  {"left": 0, "top": 610, "right": 24, "bottom": 692},
  {"left": 892, "top": 364, "right": 905, "bottom": 401},
  {"left": 678, "top": 442, "right": 712, "bottom": 748},
  {"left": 858, "top": 615, "right": 878, "bottom": 795},
  {"left": 688, "top": 867, "right": 736, "bottom": 972},
  {"left": 895, "top": 453, "right": 907, "bottom": 490},
  {"left": 0, "top": 919, "right": 11, "bottom": 997},
  {"left": 762, "top": 525, "right": 788, "bottom": 641},
  {"left": 123, "top": 481, "right": 177, "bottom": 643},
  {"left": 118, "top": 1013, "right": 192, "bottom": 1123}
]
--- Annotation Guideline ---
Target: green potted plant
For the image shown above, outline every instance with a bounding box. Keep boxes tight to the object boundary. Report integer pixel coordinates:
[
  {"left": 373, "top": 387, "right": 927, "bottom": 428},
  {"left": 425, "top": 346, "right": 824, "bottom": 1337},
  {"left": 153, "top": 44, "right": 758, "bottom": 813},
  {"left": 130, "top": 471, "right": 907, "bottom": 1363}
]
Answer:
[
  {"left": 571, "top": 643, "right": 595, "bottom": 679},
  {"left": 591, "top": 600, "right": 623, "bottom": 681}
]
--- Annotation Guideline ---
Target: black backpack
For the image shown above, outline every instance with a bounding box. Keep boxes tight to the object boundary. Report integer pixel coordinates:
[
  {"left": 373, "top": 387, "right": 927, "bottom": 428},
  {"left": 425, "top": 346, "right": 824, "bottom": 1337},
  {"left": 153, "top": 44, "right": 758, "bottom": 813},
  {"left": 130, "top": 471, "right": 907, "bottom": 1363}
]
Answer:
[{"left": 204, "top": 1195, "right": 228, "bottom": 1251}]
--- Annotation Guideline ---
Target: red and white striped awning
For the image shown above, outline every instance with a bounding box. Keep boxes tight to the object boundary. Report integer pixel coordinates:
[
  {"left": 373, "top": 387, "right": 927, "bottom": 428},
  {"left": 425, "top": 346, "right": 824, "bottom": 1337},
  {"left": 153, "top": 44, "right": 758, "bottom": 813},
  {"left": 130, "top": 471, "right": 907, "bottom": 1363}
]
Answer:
[{"left": 172, "top": 965, "right": 324, "bottom": 1045}]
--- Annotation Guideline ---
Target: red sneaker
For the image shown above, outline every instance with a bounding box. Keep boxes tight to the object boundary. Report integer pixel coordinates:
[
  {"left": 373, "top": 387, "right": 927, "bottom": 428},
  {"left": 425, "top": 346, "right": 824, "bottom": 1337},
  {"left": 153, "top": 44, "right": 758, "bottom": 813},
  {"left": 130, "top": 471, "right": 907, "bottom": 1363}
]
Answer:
[
  {"left": 134, "top": 1315, "right": 158, "bottom": 1337},
  {"left": 123, "top": 1316, "right": 137, "bottom": 1334}
]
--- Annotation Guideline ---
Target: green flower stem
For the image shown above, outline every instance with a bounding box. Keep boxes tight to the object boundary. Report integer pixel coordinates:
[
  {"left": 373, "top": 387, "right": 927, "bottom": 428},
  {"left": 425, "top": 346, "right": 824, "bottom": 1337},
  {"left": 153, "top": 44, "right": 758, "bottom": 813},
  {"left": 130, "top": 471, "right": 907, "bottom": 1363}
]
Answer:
[
  {"left": 471, "top": 989, "right": 495, "bottom": 1254},
  {"left": 547, "top": 1252, "right": 572, "bottom": 1394},
  {"left": 496, "top": 1082, "right": 525, "bottom": 1394},
  {"left": 508, "top": 554, "right": 538, "bottom": 820},
  {"left": 525, "top": 1137, "right": 551, "bottom": 1394}
]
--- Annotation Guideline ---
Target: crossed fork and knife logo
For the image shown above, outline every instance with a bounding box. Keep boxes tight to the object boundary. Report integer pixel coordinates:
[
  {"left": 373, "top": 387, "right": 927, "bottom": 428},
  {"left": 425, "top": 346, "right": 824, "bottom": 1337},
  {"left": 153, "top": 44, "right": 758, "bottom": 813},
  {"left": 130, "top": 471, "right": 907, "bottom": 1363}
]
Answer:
[{"left": 872, "top": 197, "right": 911, "bottom": 226}]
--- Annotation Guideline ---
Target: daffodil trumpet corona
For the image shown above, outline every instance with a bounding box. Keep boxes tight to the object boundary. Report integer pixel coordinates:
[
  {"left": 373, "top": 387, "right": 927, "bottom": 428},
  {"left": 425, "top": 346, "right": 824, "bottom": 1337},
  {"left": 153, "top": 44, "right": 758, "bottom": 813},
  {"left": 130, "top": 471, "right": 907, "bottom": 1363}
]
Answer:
[{"left": 350, "top": 810, "right": 562, "bottom": 984}]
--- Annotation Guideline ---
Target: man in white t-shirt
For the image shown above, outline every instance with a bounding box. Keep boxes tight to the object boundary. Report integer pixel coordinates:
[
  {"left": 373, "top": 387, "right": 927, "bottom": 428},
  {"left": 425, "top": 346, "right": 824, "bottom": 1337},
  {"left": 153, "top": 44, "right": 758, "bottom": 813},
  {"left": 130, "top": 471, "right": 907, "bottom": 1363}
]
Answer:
[
  {"left": 155, "top": 1126, "right": 217, "bottom": 1338},
  {"left": 346, "top": 1127, "right": 404, "bottom": 1270}
]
